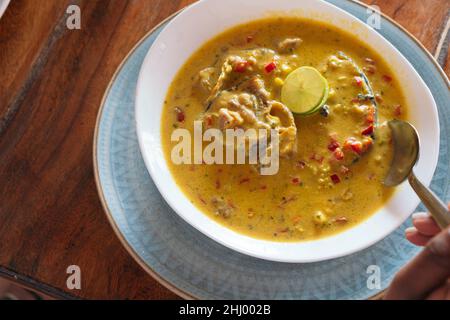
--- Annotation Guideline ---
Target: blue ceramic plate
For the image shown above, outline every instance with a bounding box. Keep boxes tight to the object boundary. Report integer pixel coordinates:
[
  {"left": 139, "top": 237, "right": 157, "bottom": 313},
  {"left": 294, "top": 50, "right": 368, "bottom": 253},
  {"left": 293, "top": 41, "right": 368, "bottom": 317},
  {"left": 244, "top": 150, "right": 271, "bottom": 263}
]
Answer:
[{"left": 94, "top": 0, "right": 450, "bottom": 299}]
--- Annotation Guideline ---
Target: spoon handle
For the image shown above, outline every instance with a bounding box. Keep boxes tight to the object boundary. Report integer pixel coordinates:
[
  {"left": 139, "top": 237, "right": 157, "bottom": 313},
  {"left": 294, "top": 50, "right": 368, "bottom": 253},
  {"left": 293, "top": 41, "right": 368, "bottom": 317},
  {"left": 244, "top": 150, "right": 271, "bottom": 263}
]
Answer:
[{"left": 408, "top": 172, "right": 450, "bottom": 229}]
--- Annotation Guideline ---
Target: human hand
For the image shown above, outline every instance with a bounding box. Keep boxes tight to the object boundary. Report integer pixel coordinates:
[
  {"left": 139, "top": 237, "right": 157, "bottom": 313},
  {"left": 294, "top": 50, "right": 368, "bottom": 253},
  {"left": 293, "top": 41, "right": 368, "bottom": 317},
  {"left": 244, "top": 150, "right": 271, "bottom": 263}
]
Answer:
[{"left": 384, "top": 203, "right": 450, "bottom": 300}]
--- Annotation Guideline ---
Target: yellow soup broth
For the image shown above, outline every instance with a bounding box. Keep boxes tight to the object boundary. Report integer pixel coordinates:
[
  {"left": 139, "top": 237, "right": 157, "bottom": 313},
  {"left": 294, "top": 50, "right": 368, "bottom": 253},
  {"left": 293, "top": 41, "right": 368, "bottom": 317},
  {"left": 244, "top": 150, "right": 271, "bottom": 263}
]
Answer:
[{"left": 161, "top": 17, "right": 408, "bottom": 241}]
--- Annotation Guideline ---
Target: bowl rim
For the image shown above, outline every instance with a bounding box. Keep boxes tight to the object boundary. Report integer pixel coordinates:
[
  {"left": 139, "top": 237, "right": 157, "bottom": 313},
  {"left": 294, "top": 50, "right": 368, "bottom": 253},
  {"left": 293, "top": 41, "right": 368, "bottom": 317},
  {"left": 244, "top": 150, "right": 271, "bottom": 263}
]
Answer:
[
  {"left": 0, "top": 0, "right": 10, "bottom": 20},
  {"left": 134, "top": 0, "right": 440, "bottom": 263}
]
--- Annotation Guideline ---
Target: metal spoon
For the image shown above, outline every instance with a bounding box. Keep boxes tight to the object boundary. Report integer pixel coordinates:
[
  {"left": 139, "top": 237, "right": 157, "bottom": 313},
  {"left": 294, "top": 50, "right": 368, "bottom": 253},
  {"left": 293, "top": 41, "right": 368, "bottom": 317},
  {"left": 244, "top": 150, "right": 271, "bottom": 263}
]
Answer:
[{"left": 384, "top": 119, "right": 450, "bottom": 229}]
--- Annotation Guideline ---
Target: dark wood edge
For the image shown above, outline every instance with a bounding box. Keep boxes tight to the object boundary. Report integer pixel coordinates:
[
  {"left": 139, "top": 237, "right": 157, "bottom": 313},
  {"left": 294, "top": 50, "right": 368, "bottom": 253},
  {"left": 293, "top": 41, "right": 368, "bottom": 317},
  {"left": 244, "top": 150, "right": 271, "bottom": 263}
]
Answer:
[{"left": 0, "top": 266, "right": 79, "bottom": 300}]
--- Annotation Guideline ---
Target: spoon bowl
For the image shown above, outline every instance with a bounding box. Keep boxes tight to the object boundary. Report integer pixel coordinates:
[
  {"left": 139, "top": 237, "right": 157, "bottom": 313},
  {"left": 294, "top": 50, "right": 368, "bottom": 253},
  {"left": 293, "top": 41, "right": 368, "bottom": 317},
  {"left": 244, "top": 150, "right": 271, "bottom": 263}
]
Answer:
[
  {"left": 385, "top": 120, "right": 450, "bottom": 229},
  {"left": 384, "top": 120, "right": 420, "bottom": 186}
]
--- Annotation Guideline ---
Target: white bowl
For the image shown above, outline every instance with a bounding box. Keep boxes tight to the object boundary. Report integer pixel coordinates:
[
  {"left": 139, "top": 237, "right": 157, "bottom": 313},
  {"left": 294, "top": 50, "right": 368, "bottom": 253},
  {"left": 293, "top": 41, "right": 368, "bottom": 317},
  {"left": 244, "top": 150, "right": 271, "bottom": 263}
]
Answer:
[
  {"left": 0, "top": 0, "right": 10, "bottom": 20},
  {"left": 135, "top": 0, "right": 439, "bottom": 263}
]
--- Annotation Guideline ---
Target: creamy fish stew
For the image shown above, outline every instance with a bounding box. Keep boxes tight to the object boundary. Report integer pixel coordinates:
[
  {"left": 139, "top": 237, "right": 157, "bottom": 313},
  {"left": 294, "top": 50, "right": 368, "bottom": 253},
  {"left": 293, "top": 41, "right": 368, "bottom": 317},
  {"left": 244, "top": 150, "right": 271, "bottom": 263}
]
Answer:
[{"left": 162, "top": 18, "right": 407, "bottom": 241}]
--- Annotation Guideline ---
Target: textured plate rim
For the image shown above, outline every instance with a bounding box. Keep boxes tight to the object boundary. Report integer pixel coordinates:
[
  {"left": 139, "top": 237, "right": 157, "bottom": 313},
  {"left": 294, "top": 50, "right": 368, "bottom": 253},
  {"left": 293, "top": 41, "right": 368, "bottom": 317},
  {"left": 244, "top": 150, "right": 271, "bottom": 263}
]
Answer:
[{"left": 93, "top": 0, "right": 449, "bottom": 300}]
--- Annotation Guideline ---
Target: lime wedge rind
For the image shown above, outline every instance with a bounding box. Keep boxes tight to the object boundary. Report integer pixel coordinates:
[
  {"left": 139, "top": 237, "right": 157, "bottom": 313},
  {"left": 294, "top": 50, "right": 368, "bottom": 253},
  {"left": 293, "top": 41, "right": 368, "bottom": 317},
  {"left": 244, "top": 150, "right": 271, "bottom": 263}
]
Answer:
[{"left": 302, "top": 85, "right": 330, "bottom": 116}]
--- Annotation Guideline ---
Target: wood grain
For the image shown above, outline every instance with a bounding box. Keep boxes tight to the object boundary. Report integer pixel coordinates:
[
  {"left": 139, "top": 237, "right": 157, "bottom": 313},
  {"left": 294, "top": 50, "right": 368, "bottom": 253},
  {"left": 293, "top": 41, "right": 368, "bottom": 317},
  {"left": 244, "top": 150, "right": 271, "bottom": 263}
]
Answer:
[
  {"left": 0, "top": 0, "right": 448, "bottom": 299},
  {"left": 0, "top": 0, "right": 193, "bottom": 300},
  {"left": 445, "top": 50, "right": 450, "bottom": 76},
  {"left": 363, "top": 0, "right": 450, "bottom": 55},
  {"left": 0, "top": 0, "right": 73, "bottom": 133}
]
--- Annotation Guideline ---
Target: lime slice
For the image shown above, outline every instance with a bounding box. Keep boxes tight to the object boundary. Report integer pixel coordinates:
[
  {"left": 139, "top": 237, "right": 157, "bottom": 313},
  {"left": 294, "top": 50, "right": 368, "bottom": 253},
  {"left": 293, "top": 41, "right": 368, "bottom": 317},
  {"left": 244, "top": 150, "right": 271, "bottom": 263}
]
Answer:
[{"left": 281, "top": 66, "right": 329, "bottom": 115}]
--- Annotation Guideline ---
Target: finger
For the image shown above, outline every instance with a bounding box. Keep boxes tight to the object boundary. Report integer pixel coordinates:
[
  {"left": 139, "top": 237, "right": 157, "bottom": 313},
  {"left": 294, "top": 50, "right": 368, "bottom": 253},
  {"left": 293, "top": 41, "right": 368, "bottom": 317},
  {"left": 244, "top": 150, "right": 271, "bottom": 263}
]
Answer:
[
  {"left": 425, "top": 279, "right": 450, "bottom": 300},
  {"left": 385, "top": 226, "right": 450, "bottom": 300},
  {"left": 405, "top": 227, "right": 433, "bottom": 246},
  {"left": 412, "top": 212, "right": 441, "bottom": 236}
]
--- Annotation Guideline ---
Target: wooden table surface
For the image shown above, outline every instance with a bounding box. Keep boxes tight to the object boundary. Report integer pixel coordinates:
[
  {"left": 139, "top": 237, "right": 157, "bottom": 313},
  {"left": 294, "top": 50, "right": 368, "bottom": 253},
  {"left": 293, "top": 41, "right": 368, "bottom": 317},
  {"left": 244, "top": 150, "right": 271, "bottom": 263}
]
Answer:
[{"left": 0, "top": 0, "right": 449, "bottom": 300}]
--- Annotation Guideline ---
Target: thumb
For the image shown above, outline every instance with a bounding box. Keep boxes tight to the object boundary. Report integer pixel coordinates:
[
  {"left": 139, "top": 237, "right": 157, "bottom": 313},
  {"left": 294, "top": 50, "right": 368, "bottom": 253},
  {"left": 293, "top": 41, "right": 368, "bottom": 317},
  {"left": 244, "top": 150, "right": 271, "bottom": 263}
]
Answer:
[{"left": 385, "top": 225, "right": 450, "bottom": 299}]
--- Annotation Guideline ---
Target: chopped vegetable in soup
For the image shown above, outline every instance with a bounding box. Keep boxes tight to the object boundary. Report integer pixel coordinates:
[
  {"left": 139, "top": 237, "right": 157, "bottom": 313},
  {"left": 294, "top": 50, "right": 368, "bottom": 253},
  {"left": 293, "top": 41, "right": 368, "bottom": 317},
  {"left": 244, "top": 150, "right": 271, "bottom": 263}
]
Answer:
[{"left": 161, "top": 17, "right": 408, "bottom": 241}]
